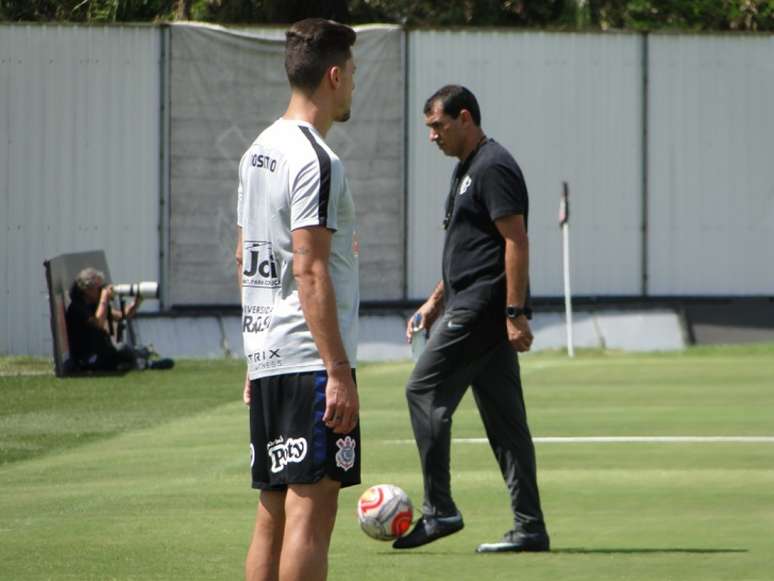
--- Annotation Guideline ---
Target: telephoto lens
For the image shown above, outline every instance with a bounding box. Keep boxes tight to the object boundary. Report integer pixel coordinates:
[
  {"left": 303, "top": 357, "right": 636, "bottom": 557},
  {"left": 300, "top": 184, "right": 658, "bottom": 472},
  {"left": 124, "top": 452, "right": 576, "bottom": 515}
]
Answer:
[{"left": 113, "top": 281, "right": 160, "bottom": 299}]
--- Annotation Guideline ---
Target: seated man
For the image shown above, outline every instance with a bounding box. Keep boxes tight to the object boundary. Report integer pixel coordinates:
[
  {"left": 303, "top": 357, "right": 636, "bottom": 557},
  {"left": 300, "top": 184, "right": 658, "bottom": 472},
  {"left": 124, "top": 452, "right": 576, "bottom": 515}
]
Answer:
[{"left": 65, "top": 267, "right": 172, "bottom": 372}]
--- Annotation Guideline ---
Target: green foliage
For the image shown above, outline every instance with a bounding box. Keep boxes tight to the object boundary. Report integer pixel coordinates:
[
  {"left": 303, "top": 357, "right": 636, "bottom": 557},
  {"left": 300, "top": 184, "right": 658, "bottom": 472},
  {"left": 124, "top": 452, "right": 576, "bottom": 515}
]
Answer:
[
  {"left": 188, "top": 0, "right": 349, "bottom": 23},
  {"left": 0, "top": 0, "right": 176, "bottom": 22},
  {"left": 1, "top": 0, "right": 773, "bottom": 29},
  {"left": 586, "top": 0, "right": 774, "bottom": 31},
  {"left": 345, "top": 0, "right": 572, "bottom": 26}
]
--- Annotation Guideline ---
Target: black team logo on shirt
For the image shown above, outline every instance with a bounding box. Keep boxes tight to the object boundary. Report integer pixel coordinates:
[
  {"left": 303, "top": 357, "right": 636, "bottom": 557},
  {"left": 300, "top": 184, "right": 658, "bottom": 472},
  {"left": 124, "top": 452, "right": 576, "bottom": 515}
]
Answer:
[{"left": 242, "top": 241, "right": 280, "bottom": 288}]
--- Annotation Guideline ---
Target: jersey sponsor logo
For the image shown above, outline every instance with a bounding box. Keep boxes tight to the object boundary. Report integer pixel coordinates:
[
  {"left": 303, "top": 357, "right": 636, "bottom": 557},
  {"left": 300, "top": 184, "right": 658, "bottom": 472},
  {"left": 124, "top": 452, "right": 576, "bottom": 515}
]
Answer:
[
  {"left": 250, "top": 153, "right": 277, "bottom": 172},
  {"left": 267, "top": 436, "right": 308, "bottom": 474},
  {"left": 335, "top": 436, "right": 357, "bottom": 471},
  {"left": 246, "top": 348, "right": 282, "bottom": 371},
  {"left": 242, "top": 241, "right": 280, "bottom": 288},
  {"left": 243, "top": 305, "right": 273, "bottom": 314},
  {"left": 458, "top": 175, "right": 472, "bottom": 195},
  {"left": 243, "top": 314, "right": 272, "bottom": 334}
]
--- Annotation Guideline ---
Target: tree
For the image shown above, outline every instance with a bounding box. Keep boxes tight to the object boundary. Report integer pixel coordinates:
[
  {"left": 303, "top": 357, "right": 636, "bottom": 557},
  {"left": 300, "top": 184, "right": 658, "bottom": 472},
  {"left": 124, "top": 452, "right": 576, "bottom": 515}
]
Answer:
[{"left": 1, "top": 0, "right": 772, "bottom": 30}]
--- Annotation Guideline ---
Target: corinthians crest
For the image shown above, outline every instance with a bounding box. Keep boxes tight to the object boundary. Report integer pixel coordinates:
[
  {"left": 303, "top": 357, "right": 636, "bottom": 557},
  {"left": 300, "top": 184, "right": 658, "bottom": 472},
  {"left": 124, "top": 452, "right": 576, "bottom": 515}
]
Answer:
[{"left": 335, "top": 436, "right": 357, "bottom": 472}]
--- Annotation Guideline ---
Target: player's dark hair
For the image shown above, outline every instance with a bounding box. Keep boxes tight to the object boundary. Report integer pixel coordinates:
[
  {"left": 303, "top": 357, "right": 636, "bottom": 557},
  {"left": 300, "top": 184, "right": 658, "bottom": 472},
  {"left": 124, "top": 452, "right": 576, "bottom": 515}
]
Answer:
[
  {"left": 285, "top": 18, "right": 356, "bottom": 93},
  {"left": 424, "top": 85, "right": 481, "bottom": 126}
]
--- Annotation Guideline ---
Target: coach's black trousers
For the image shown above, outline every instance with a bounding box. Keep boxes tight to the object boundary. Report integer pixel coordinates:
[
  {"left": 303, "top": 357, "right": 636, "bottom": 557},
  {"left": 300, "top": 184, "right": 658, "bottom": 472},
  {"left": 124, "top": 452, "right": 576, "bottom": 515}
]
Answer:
[{"left": 405, "top": 308, "right": 546, "bottom": 534}]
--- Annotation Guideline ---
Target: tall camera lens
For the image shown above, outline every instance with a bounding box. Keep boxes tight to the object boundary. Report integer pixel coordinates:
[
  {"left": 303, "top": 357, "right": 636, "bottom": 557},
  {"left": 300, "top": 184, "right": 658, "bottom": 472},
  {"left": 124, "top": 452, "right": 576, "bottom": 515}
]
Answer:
[{"left": 113, "top": 281, "right": 159, "bottom": 299}]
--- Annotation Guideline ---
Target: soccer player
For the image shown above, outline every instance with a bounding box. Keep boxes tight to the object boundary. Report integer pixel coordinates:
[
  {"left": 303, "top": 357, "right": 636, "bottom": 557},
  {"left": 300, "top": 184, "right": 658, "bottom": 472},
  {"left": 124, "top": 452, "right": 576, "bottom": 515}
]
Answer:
[
  {"left": 235, "top": 19, "right": 360, "bottom": 581},
  {"left": 394, "top": 85, "right": 550, "bottom": 553}
]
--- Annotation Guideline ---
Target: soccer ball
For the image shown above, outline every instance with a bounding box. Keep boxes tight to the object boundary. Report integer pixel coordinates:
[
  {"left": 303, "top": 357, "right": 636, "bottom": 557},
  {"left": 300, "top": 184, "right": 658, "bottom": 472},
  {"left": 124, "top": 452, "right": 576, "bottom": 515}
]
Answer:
[{"left": 357, "top": 484, "right": 413, "bottom": 541}]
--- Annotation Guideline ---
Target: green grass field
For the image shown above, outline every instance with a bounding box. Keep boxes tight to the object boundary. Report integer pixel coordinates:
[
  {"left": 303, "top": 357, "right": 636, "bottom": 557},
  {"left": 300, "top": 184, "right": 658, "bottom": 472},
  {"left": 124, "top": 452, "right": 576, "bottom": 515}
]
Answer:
[{"left": 1, "top": 346, "right": 773, "bottom": 580}]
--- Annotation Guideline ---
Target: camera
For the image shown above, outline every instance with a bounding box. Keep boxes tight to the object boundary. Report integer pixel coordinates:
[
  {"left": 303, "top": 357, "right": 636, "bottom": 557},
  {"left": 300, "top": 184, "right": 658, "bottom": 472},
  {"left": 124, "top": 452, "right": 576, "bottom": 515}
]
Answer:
[{"left": 113, "top": 281, "right": 160, "bottom": 299}]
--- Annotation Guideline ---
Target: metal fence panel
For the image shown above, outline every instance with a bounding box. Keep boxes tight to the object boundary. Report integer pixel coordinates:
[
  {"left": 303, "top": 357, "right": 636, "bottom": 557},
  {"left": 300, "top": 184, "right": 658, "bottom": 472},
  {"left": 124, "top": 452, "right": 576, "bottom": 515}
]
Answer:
[
  {"left": 0, "top": 24, "right": 161, "bottom": 356},
  {"left": 648, "top": 34, "right": 774, "bottom": 295},
  {"left": 407, "top": 30, "right": 644, "bottom": 299},
  {"left": 166, "top": 24, "right": 405, "bottom": 306}
]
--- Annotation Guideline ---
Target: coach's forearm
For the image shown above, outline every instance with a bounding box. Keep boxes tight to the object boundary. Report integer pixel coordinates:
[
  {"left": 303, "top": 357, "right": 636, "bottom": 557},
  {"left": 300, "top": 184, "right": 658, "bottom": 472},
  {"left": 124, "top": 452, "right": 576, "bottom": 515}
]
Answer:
[
  {"left": 426, "top": 280, "right": 445, "bottom": 316},
  {"left": 429, "top": 280, "right": 444, "bottom": 306},
  {"left": 295, "top": 265, "right": 350, "bottom": 374},
  {"left": 504, "top": 236, "right": 529, "bottom": 307}
]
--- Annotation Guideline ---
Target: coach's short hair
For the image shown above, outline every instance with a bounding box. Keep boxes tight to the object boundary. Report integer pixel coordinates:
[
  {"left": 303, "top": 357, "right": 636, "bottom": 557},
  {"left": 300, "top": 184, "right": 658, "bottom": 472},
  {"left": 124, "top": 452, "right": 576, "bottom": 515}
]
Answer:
[
  {"left": 285, "top": 18, "right": 356, "bottom": 93},
  {"left": 424, "top": 85, "right": 481, "bottom": 127}
]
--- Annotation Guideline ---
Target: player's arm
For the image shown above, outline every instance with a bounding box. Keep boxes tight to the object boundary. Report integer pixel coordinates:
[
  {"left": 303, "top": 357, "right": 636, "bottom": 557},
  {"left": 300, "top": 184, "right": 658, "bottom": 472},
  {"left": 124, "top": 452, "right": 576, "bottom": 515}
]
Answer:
[
  {"left": 235, "top": 227, "right": 243, "bottom": 288},
  {"left": 406, "top": 280, "right": 444, "bottom": 342},
  {"left": 292, "top": 226, "right": 358, "bottom": 435},
  {"left": 235, "top": 227, "right": 251, "bottom": 406},
  {"left": 495, "top": 214, "right": 533, "bottom": 352}
]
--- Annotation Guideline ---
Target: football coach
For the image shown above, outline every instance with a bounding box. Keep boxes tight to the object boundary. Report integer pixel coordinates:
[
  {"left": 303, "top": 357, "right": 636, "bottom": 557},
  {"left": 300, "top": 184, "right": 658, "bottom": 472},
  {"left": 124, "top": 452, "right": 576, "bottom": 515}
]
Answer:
[{"left": 394, "top": 85, "right": 550, "bottom": 554}]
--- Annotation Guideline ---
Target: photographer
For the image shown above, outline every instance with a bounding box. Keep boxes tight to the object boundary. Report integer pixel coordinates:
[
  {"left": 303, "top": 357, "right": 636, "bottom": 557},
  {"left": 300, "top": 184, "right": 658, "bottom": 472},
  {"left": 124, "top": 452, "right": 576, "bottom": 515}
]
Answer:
[{"left": 65, "top": 267, "right": 171, "bottom": 372}]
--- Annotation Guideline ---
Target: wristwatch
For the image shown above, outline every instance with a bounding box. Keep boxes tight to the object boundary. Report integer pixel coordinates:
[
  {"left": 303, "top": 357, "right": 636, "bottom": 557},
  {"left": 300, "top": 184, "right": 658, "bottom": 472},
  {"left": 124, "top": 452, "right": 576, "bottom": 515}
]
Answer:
[{"left": 505, "top": 305, "right": 532, "bottom": 320}]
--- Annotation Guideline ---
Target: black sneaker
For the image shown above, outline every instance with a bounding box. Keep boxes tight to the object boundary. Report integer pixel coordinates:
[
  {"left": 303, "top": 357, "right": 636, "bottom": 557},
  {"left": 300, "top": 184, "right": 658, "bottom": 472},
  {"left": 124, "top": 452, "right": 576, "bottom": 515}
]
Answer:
[
  {"left": 392, "top": 512, "right": 464, "bottom": 549},
  {"left": 147, "top": 358, "right": 174, "bottom": 370},
  {"left": 476, "top": 530, "right": 550, "bottom": 553}
]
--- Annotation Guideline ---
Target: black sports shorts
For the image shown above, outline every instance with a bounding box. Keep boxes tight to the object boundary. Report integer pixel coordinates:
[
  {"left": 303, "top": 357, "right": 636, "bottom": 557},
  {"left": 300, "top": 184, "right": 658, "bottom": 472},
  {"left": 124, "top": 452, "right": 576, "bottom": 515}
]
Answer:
[{"left": 248, "top": 369, "right": 361, "bottom": 490}]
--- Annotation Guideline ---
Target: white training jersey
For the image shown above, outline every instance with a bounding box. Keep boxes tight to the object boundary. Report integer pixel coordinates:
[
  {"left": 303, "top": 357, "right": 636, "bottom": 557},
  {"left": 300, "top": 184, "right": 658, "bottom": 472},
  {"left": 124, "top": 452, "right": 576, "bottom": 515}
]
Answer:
[{"left": 237, "top": 118, "right": 359, "bottom": 380}]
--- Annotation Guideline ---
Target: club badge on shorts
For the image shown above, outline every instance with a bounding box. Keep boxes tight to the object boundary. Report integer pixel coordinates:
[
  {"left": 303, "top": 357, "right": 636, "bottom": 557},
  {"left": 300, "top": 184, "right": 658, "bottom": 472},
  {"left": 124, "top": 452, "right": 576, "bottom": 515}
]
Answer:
[{"left": 335, "top": 436, "right": 357, "bottom": 471}]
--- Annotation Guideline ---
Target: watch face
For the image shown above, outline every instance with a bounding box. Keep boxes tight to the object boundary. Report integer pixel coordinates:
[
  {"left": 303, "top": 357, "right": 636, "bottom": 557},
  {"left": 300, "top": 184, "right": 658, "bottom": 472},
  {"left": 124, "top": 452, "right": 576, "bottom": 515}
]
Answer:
[{"left": 506, "top": 306, "right": 531, "bottom": 320}]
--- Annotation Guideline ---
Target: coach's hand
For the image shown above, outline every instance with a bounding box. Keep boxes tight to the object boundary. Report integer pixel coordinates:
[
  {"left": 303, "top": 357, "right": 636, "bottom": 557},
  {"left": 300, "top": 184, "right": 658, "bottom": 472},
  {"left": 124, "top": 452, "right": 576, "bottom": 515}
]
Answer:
[
  {"left": 323, "top": 366, "right": 359, "bottom": 434},
  {"left": 507, "top": 316, "right": 533, "bottom": 352},
  {"left": 406, "top": 304, "right": 438, "bottom": 343}
]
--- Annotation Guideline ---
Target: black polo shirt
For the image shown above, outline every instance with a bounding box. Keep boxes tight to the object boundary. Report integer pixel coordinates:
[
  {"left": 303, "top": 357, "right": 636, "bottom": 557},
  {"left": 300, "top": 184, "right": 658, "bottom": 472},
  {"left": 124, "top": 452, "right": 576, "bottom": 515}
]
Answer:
[{"left": 441, "top": 138, "right": 529, "bottom": 322}]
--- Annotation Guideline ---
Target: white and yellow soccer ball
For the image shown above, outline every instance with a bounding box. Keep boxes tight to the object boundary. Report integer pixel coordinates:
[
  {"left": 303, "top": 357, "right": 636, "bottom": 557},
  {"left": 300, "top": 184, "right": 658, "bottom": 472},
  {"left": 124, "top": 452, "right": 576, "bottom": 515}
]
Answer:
[{"left": 357, "top": 484, "right": 413, "bottom": 541}]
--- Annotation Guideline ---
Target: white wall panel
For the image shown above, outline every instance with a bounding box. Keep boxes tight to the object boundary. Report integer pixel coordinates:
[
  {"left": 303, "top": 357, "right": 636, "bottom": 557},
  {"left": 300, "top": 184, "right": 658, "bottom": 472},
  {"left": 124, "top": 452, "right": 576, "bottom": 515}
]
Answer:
[
  {"left": 166, "top": 24, "right": 404, "bottom": 305},
  {"left": 648, "top": 35, "right": 774, "bottom": 294},
  {"left": 0, "top": 25, "right": 161, "bottom": 356},
  {"left": 407, "top": 31, "right": 644, "bottom": 299}
]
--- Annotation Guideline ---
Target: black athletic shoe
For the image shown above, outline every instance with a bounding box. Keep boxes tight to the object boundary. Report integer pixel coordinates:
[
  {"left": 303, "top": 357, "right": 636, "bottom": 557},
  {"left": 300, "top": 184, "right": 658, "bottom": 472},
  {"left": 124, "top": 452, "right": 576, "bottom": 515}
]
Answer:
[
  {"left": 147, "top": 358, "right": 174, "bottom": 370},
  {"left": 392, "top": 512, "right": 464, "bottom": 549},
  {"left": 475, "top": 530, "right": 550, "bottom": 553}
]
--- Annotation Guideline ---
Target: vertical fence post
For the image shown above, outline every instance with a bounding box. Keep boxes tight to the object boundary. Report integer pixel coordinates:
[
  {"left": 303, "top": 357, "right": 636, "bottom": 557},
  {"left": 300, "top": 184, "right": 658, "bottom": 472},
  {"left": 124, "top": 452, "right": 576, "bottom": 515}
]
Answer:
[
  {"left": 560, "top": 182, "right": 574, "bottom": 358},
  {"left": 641, "top": 32, "right": 649, "bottom": 297}
]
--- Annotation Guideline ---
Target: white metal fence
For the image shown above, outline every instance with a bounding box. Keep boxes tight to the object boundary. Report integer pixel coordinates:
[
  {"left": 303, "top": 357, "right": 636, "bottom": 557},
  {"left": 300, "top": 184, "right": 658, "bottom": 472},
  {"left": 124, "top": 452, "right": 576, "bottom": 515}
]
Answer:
[
  {"left": 647, "top": 34, "right": 774, "bottom": 294},
  {"left": 407, "top": 30, "right": 645, "bottom": 299},
  {"left": 1, "top": 25, "right": 773, "bottom": 355},
  {"left": 0, "top": 24, "right": 161, "bottom": 356}
]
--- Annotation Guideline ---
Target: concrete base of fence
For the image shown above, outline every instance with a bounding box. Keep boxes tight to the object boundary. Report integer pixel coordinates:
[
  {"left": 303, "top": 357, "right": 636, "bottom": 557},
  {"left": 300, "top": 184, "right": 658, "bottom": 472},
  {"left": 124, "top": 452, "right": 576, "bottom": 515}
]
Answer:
[{"left": 133, "top": 308, "right": 687, "bottom": 362}]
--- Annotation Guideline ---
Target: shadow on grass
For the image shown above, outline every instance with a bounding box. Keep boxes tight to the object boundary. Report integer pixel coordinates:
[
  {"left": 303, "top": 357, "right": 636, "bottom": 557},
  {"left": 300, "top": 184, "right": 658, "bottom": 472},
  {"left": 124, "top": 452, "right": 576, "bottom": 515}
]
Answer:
[
  {"left": 377, "top": 548, "right": 748, "bottom": 556},
  {"left": 552, "top": 548, "right": 748, "bottom": 555}
]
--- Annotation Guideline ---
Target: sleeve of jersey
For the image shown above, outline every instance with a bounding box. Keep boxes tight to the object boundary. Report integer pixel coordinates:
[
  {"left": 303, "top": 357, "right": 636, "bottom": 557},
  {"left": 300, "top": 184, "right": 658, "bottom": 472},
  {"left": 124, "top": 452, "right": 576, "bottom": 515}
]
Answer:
[
  {"left": 236, "top": 181, "right": 244, "bottom": 228},
  {"left": 289, "top": 155, "right": 340, "bottom": 232},
  {"left": 237, "top": 152, "right": 247, "bottom": 228},
  {"left": 478, "top": 163, "right": 528, "bottom": 222}
]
